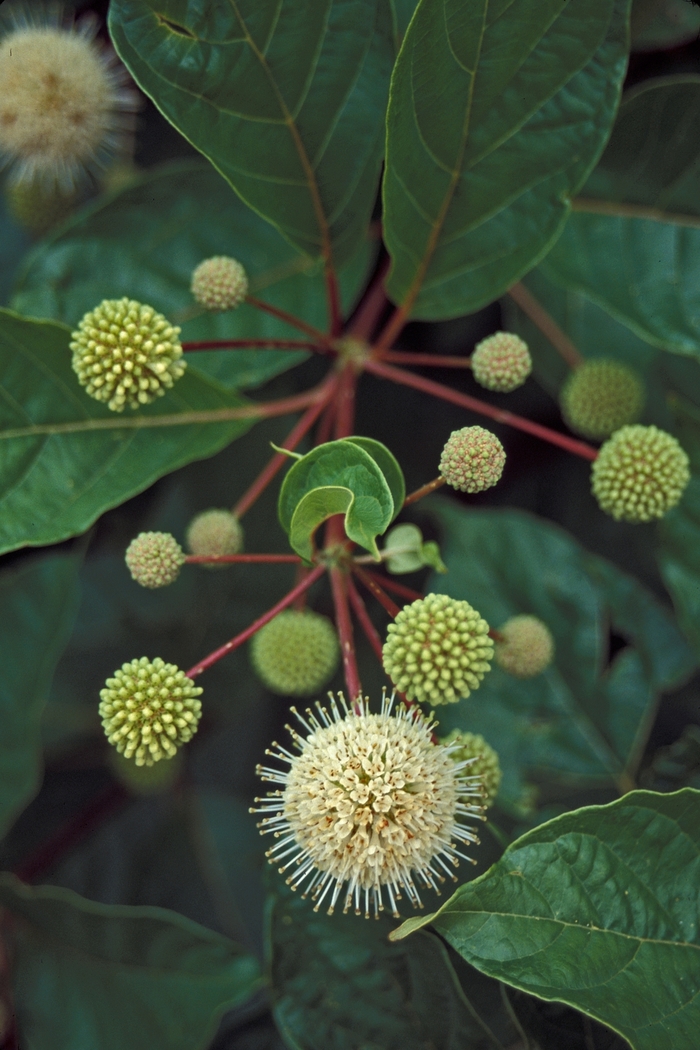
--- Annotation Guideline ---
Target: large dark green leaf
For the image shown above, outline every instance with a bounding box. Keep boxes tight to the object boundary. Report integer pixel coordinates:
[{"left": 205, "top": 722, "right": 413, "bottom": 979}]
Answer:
[
  {"left": 11, "top": 162, "right": 374, "bottom": 390},
  {"left": 0, "top": 875, "right": 262, "bottom": 1050},
  {"left": 658, "top": 476, "right": 700, "bottom": 658},
  {"left": 0, "top": 552, "right": 81, "bottom": 839},
  {"left": 631, "top": 0, "right": 700, "bottom": 50},
  {"left": 383, "top": 0, "right": 631, "bottom": 320},
  {"left": 391, "top": 789, "right": 700, "bottom": 1050},
  {"left": 0, "top": 309, "right": 255, "bottom": 554},
  {"left": 430, "top": 502, "right": 695, "bottom": 813},
  {"left": 108, "top": 0, "right": 393, "bottom": 266}
]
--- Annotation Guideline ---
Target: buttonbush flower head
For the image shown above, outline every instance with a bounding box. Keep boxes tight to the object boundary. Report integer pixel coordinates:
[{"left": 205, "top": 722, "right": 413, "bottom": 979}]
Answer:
[
  {"left": 253, "top": 692, "right": 485, "bottom": 918},
  {"left": 99, "top": 657, "right": 203, "bottom": 767},
  {"left": 591, "top": 425, "right": 690, "bottom": 523},
  {"left": 191, "top": 256, "right": 248, "bottom": 311},
  {"left": 439, "top": 426, "right": 506, "bottom": 493},
  {"left": 471, "top": 332, "right": 531, "bottom": 392},
  {"left": 70, "top": 298, "right": 185, "bottom": 412},
  {"left": 251, "top": 609, "right": 340, "bottom": 696},
  {"left": 186, "top": 509, "right": 244, "bottom": 566},
  {"left": 0, "top": 9, "right": 137, "bottom": 188},
  {"left": 441, "top": 729, "right": 502, "bottom": 807},
  {"left": 561, "top": 359, "right": 645, "bottom": 440},
  {"left": 382, "top": 593, "right": 493, "bottom": 706},
  {"left": 125, "top": 531, "right": 185, "bottom": 589},
  {"left": 495, "top": 614, "right": 555, "bottom": 678}
]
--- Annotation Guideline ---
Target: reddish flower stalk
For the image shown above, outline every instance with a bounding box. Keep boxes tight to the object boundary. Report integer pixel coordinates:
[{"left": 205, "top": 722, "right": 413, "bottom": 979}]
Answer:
[
  {"left": 246, "top": 295, "right": 335, "bottom": 348},
  {"left": 186, "top": 563, "right": 326, "bottom": 679},
  {"left": 507, "top": 282, "right": 583, "bottom": 370},
  {"left": 403, "top": 476, "right": 446, "bottom": 506},
  {"left": 315, "top": 396, "right": 336, "bottom": 446},
  {"left": 381, "top": 351, "right": 473, "bottom": 369},
  {"left": 352, "top": 565, "right": 401, "bottom": 618},
  {"left": 325, "top": 266, "right": 343, "bottom": 338},
  {"left": 185, "top": 554, "right": 301, "bottom": 564},
  {"left": 346, "top": 576, "right": 384, "bottom": 663},
  {"left": 292, "top": 564, "right": 312, "bottom": 611},
  {"left": 334, "top": 363, "right": 357, "bottom": 439},
  {"left": 347, "top": 254, "right": 391, "bottom": 341},
  {"left": 330, "top": 567, "right": 362, "bottom": 708},
  {"left": 364, "top": 359, "right": 599, "bottom": 461},
  {"left": 361, "top": 570, "right": 422, "bottom": 603},
  {"left": 182, "top": 338, "right": 322, "bottom": 353}
]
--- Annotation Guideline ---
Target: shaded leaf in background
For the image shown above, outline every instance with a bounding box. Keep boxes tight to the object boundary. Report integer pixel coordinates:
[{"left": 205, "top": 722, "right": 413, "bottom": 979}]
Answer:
[
  {"left": 658, "top": 477, "right": 700, "bottom": 658},
  {"left": 631, "top": 0, "right": 700, "bottom": 52},
  {"left": 0, "top": 187, "right": 30, "bottom": 306},
  {"left": 383, "top": 0, "right": 631, "bottom": 319},
  {"left": 0, "top": 552, "right": 80, "bottom": 839},
  {"left": 11, "top": 162, "right": 375, "bottom": 390},
  {"left": 108, "top": 0, "right": 393, "bottom": 266},
  {"left": 0, "top": 875, "right": 262, "bottom": 1050},
  {"left": 0, "top": 310, "right": 255, "bottom": 554},
  {"left": 391, "top": 789, "right": 700, "bottom": 1050}
]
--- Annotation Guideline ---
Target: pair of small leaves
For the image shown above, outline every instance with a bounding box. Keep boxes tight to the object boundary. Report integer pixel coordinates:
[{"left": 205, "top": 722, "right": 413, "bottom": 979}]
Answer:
[
  {"left": 278, "top": 437, "right": 405, "bottom": 561},
  {"left": 382, "top": 522, "right": 446, "bottom": 575}
]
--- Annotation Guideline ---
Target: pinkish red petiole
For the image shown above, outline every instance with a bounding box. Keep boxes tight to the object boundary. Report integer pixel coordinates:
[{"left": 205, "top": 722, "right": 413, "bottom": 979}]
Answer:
[
  {"left": 182, "top": 338, "right": 324, "bottom": 353},
  {"left": 352, "top": 565, "right": 401, "bottom": 619},
  {"left": 185, "top": 554, "right": 301, "bottom": 564},
  {"left": 330, "top": 567, "right": 362, "bottom": 709}
]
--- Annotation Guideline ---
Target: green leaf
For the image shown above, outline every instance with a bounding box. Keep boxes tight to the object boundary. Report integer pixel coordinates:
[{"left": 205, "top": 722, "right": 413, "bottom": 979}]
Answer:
[
  {"left": 658, "top": 476, "right": 700, "bottom": 659},
  {"left": 0, "top": 309, "right": 255, "bottom": 554},
  {"left": 0, "top": 874, "right": 263, "bottom": 1050},
  {"left": 108, "top": 0, "right": 393, "bottom": 266},
  {"left": 632, "top": 1, "right": 700, "bottom": 55},
  {"left": 345, "top": 435, "right": 406, "bottom": 514},
  {"left": 382, "top": 0, "right": 631, "bottom": 320},
  {"left": 388, "top": 0, "right": 419, "bottom": 49},
  {"left": 391, "top": 789, "right": 700, "bottom": 1050},
  {"left": 11, "top": 162, "right": 375, "bottom": 390},
  {"left": 383, "top": 522, "right": 446, "bottom": 574},
  {"left": 0, "top": 552, "right": 81, "bottom": 839}
]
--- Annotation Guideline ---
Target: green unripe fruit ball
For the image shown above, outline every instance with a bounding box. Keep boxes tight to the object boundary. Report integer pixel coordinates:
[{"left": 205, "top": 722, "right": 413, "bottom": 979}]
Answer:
[
  {"left": 382, "top": 593, "right": 494, "bottom": 706},
  {"left": 99, "top": 657, "right": 203, "bottom": 767},
  {"left": 439, "top": 426, "right": 505, "bottom": 493},
  {"left": 251, "top": 610, "right": 340, "bottom": 696},
  {"left": 186, "top": 509, "right": 244, "bottom": 567},
  {"left": 495, "top": 615, "right": 554, "bottom": 678},
  {"left": 591, "top": 425, "right": 690, "bottom": 523},
  {"left": 191, "top": 256, "right": 248, "bottom": 311},
  {"left": 125, "top": 531, "right": 185, "bottom": 588},
  {"left": 441, "top": 729, "right": 502, "bottom": 807},
  {"left": 5, "top": 179, "right": 76, "bottom": 234},
  {"left": 471, "top": 332, "right": 531, "bottom": 392},
  {"left": 70, "top": 298, "right": 185, "bottom": 412},
  {"left": 560, "top": 359, "right": 644, "bottom": 440}
]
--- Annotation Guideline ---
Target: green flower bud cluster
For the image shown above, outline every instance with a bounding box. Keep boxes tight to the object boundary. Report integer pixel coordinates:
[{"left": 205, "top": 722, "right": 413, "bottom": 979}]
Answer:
[
  {"left": 251, "top": 609, "right": 340, "bottom": 696},
  {"left": 382, "top": 593, "right": 493, "bottom": 706},
  {"left": 5, "top": 179, "right": 76, "bottom": 234},
  {"left": 441, "top": 729, "right": 502, "bottom": 807},
  {"left": 125, "top": 531, "right": 185, "bottom": 588},
  {"left": 70, "top": 298, "right": 185, "bottom": 412},
  {"left": 495, "top": 615, "right": 554, "bottom": 678},
  {"left": 186, "top": 509, "right": 244, "bottom": 566},
  {"left": 191, "top": 256, "right": 248, "bottom": 311},
  {"left": 560, "top": 359, "right": 644, "bottom": 440},
  {"left": 591, "top": 425, "right": 690, "bottom": 523},
  {"left": 99, "top": 657, "right": 202, "bottom": 766},
  {"left": 439, "top": 426, "right": 505, "bottom": 493},
  {"left": 471, "top": 332, "right": 531, "bottom": 392}
]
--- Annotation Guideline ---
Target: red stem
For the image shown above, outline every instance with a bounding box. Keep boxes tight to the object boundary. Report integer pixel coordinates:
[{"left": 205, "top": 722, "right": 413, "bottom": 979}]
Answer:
[
  {"left": 185, "top": 554, "right": 301, "bottom": 564},
  {"left": 362, "top": 570, "right": 422, "bottom": 603},
  {"left": 182, "top": 338, "right": 321, "bottom": 353},
  {"left": 315, "top": 397, "right": 336, "bottom": 446},
  {"left": 346, "top": 577, "right": 384, "bottom": 663},
  {"left": 403, "top": 476, "right": 447, "bottom": 506},
  {"left": 382, "top": 351, "right": 472, "bottom": 369},
  {"left": 325, "top": 266, "right": 343, "bottom": 338},
  {"left": 246, "top": 295, "right": 334, "bottom": 348},
  {"left": 507, "top": 282, "right": 584, "bottom": 370},
  {"left": 352, "top": 565, "right": 401, "bottom": 618},
  {"left": 365, "top": 359, "right": 598, "bottom": 461},
  {"left": 334, "top": 364, "right": 357, "bottom": 439},
  {"left": 374, "top": 301, "right": 409, "bottom": 354},
  {"left": 330, "top": 568, "right": 362, "bottom": 706},
  {"left": 347, "top": 255, "right": 391, "bottom": 341},
  {"left": 186, "top": 564, "right": 326, "bottom": 679}
]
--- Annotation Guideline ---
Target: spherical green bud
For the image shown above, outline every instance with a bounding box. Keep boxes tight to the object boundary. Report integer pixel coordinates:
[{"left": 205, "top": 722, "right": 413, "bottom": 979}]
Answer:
[
  {"left": 382, "top": 593, "right": 494, "bottom": 706},
  {"left": 191, "top": 256, "right": 248, "bottom": 311},
  {"left": 5, "top": 179, "right": 76, "bottom": 234},
  {"left": 125, "top": 531, "right": 185, "bottom": 588},
  {"left": 186, "top": 509, "right": 244, "bottom": 567},
  {"left": 99, "top": 657, "right": 203, "bottom": 767},
  {"left": 591, "top": 425, "right": 690, "bottom": 523},
  {"left": 439, "top": 426, "right": 505, "bottom": 493},
  {"left": 70, "top": 298, "right": 185, "bottom": 412},
  {"left": 441, "top": 729, "right": 502, "bottom": 807},
  {"left": 108, "top": 747, "right": 183, "bottom": 794},
  {"left": 560, "top": 359, "right": 645, "bottom": 440},
  {"left": 251, "top": 610, "right": 340, "bottom": 696},
  {"left": 471, "top": 332, "right": 531, "bottom": 392},
  {"left": 495, "top": 615, "right": 554, "bottom": 678}
]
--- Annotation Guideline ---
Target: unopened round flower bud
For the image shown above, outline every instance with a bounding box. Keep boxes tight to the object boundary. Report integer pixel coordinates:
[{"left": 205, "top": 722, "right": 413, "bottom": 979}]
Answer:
[
  {"left": 441, "top": 729, "right": 502, "bottom": 807},
  {"left": 191, "top": 256, "right": 248, "bottom": 311},
  {"left": 186, "top": 509, "right": 244, "bottom": 567},
  {"left": 495, "top": 615, "right": 554, "bottom": 678},
  {"left": 560, "top": 359, "right": 644, "bottom": 440},
  {"left": 5, "top": 179, "right": 76, "bottom": 234},
  {"left": 439, "top": 426, "right": 505, "bottom": 493},
  {"left": 99, "top": 657, "right": 203, "bottom": 767},
  {"left": 125, "top": 532, "right": 185, "bottom": 589},
  {"left": 382, "top": 593, "right": 493, "bottom": 706},
  {"left": 70, "top": 298, "right": 185, "bottom": 412},
  {"left": 471, "top": 332, "right": 531, "bottom": 392},
  {"left": 251, "top": 609, "right": 340, "bottom": 696},
  {"left": 591, "top": 425, "right": 690, "bottom": 523}
]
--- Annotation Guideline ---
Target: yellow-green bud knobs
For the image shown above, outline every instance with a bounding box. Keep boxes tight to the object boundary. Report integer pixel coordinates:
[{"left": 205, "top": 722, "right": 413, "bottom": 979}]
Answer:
[
  {"left": 441, "top": 729, "right": 502, "bottom": 807},
  {"left": 125, "top": 532, "right": 185, "bottom": 588},
  {"left": 99, "top": 657, "right": 203, "bottom": 767},
  {"left": 560, "top": 359, "right": 644, "bottom": 440},
  {"left": 191, "top": 256, "right": 248, "bottom": 311},
  {"left": 591, "top": 425, "right": 690, "bottom": 523},
  {"left": 382, "top": 593, "right": 493, "bottom": 706},
  {"left": 70, "top": 298, "right": 185, "bottom": 412},
  {"left": 471, "top": 332, "right": 531, "bottom": 392},
  {"left": 186, "top": 509, "right": 244, "bottom": 565},
  {"left": 495, "top": 615, "right": 554, "bottom": 678},
  {"left": 251, "top": 610, "right": 340, "bottom": 696},
  {"left": 439, "top": 426, "right": 505, "bottom": 493}
]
